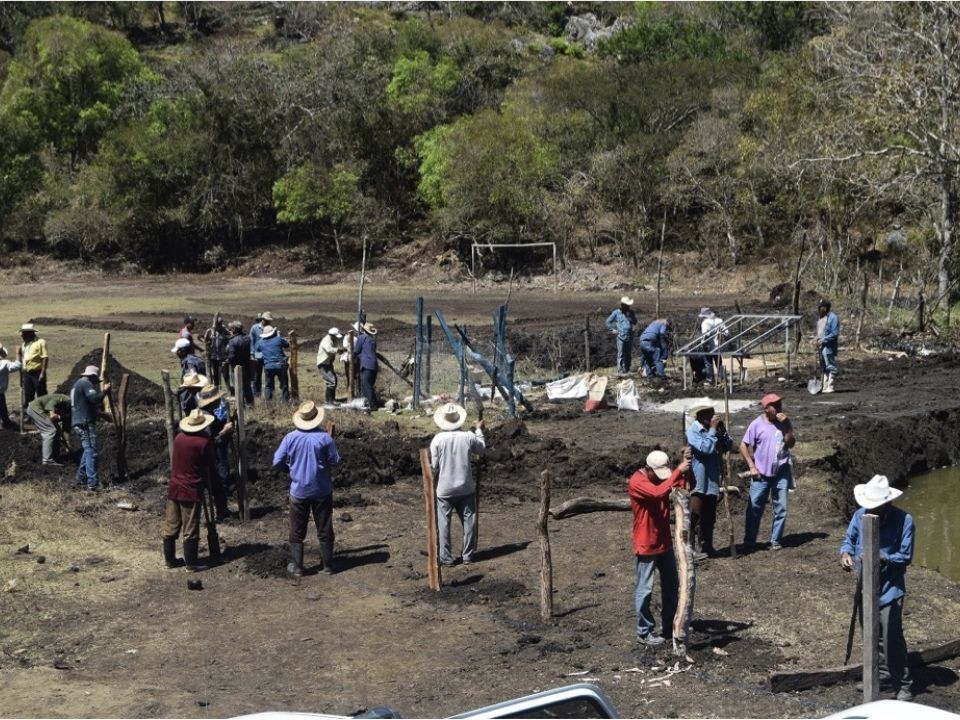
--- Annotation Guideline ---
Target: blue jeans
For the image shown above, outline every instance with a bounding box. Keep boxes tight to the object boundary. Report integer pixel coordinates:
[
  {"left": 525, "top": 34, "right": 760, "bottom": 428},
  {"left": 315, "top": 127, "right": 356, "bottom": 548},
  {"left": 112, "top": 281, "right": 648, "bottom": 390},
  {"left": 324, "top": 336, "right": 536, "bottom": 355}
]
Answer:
[
  {"left": 743, "top": 464, "right": 792, "bottom": 546},
  {"left": 616, "top": 336, "right": 633, "bottom": 374},
  {"left": 360, "top": 367, "right": 378, "bottom": 409},
  {"left": 635, "top": 548, "right": 679, "bottom": 639},
  {"left": 639, "top": 341, "right": 666, "bottom": 378},
  {"left": 74, "top": 422, "right": 98, "bottom": 489},
  {"left": 263, "top": 366, "right": 289, "bottom": 402},
  {"left": 819, "top": 344, "right": 838, "bottom": 376}
]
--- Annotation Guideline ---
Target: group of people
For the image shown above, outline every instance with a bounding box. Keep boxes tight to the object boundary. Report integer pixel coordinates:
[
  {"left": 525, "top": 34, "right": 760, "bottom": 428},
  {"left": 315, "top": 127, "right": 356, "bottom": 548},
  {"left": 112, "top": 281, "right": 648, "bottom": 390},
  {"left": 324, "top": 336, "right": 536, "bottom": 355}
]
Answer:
[{"left": 605, "top": 296, "right": 674, "bottom": 380}]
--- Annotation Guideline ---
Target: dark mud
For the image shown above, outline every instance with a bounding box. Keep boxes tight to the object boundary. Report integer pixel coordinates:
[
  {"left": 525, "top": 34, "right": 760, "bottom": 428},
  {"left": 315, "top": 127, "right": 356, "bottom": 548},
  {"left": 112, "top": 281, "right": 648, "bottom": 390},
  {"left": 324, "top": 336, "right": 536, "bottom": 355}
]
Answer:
[{"left": 55, "top": 348, "right": 163, "bottom": 406}]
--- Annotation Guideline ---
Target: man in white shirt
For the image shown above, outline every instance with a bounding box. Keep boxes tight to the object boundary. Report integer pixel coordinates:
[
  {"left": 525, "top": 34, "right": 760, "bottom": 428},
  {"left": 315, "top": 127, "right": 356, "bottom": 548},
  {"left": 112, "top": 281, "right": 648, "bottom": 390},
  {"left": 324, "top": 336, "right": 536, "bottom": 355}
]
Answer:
[
  {"left": 698, "top": 308, "right": 727, "bottom": 384},
  {"left": 316, "top": 327, "right": 345, "bottom": 405}
]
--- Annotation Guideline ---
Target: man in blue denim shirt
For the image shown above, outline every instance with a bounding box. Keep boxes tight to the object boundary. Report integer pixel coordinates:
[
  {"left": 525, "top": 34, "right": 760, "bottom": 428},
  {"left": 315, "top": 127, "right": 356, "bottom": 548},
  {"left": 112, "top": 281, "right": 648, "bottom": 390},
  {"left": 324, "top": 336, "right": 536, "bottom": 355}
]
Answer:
[
  {"left": 70, "top": 365, "right": 111, "bottom": 490},
  {"left": 258, "top": 324, "right": 290, "bottom": 402},
  {"left": 685, "top": 403, "right": 733, "bottom": 558},
  {"left": 816, "top": 299, "right": 840, "bottom": 393},
  {"left": 841, "top": 475, "right": 915, "bottom": 702},
  {"left": 605, "top": 296, "right": 638, "bottom": 377},
  {"left": 638, "top": 319, "right": 672, "bottom": 379}
]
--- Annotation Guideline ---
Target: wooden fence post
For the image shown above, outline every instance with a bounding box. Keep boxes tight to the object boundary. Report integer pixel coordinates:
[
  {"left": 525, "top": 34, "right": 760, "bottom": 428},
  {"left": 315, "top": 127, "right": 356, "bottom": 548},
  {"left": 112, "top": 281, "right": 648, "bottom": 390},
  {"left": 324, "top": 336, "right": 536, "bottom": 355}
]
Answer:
[
  {"left": 538, "top": 470, "right": 553, "bottom": 621},
  {"left": 419, "top": 448, "right": 441, "bottom": 591},
  {"left": 160, "top": 370, "right": 175, "bottom": 467},
  {"left": 288, "top": 330, "right": 299, "bottom": 401},
  {"left": 863, "top": 514, "right": 880, "bottom": 702},
  {"left": 414, "top": 297, "right": 423, "bottom": 410},
  {"left": 425, "top": 315, "right": 432, "bottom": 397},
  {"left": 233, "top": 365, "right": 249, "bottom": 523},
  {"left": 115, "top": 374, "right": 129, "bottom": 481},
  {"left": 346, "top": 330, "right": 356, "bottom": 401},
  {"left": 101, "top": 333, "right": 113, "bottom": 416},
  {"left": 583, "top": 316, "right": 590, "bottom": 372}
]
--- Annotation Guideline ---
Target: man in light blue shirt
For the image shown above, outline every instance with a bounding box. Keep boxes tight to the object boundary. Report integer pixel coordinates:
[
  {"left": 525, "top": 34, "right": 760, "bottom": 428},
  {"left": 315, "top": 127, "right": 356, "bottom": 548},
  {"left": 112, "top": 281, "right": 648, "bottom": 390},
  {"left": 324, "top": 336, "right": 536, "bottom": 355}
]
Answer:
[
  {"left": 685, "top": 403, "right": 733, "bottom": 558},
  {"left": 638, "top": 319, "right": 672, "bottom": 379},
  {"left": 605, "top": 296, "right": 638, "bottom": 377},
  {"left": 816, "top": 299, "right": 840, "bottom": 393},
  {"left": 840, "top": 475, "right": 914, "bottom": 702}
]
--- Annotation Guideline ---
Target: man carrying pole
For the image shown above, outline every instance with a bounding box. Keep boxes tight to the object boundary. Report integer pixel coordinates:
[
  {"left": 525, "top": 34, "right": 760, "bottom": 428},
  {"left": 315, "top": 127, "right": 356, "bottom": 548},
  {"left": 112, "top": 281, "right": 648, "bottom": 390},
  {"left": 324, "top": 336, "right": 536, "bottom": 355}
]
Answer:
[
  {"left": 685, "top": 403, "right": 733, "bottom": 559},
  {"left": 840, "top": 475, "right": 915, "bottom": 702}
]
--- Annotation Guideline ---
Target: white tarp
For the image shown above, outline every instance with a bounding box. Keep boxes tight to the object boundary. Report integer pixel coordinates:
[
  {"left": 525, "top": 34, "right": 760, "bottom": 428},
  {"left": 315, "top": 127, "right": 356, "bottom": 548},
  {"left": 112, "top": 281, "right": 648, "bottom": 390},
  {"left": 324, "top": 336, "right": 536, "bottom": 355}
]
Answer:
[
  {"left": 546, "top": 373, "right": 592, "bottom": 399},
  {"left": 616, "top": 379, "right": 640, "bottom": 411},
  {"left": 643, "top": 396, "right": 757, "bottom": 414}
]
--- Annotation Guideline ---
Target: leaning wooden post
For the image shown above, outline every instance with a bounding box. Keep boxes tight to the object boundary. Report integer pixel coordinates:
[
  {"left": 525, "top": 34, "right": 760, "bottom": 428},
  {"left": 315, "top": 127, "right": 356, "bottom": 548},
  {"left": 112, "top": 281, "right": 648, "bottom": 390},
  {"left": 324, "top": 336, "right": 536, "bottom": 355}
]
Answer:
[
  {"left": 114, "top": 374, "right": 129, "bottom": 481},
  {"left": 425, "top": 315, "right": 433, "bottom": 397},
  {"left": 862, "top": 514, "right": 880, "bottom": 702},
  {"left": 159, "top": 370, "right": 176, "bottom": 466},
  {"left": 346, "top": 330, "right": 356, "bottom": 401},
  {"left": 288, "top": 330, "right": 299, "bottom": 401},
  {"left": 722, "top": 381, "right": 737, "bottom": 559},
  {"left": 413, "top": 297, "right": 424, "bottom": 410},
  {"left": 419, "top": 448, "right": 441, "bottom": 591},
  {"left": 101, "top": 333, "right": 113, "bottom": 416},
  {"left": 538, "top": 469, "right": 553, "bottom": 621},
  {"left": 233, "top": 365, "right": 250, "bottom": 523}
]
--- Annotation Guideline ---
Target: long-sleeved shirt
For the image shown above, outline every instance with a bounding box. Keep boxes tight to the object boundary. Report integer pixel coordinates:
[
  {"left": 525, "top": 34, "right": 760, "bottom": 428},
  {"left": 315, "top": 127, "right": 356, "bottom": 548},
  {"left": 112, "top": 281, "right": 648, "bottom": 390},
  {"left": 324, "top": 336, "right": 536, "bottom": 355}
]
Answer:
[
  {"left": 29, "top": 393, "right": 70, "bottom": 418},
  {"left": 70, "top": 377, "right": 107, "bottom": 426},
  {"left": 819, "top": 312, "right": 840, "bottom": 350},
  {"left": 628, "top": 467, "right": 684, "bottom": 555},
  {"left": 259, "top": 335, "right": 290, "bottom": 370},
  {"left": 840, "top": 506, "right": 913, "bottom": 606},
  {"left": 639, "top": 320, "right": 671, "bottom": 358},
  {"left": 169, "top": 432, "right": 214, "bottom": 503},
  {"left": 180, "top": 353, "right": 206, "bottom": 379},
  {"left": 430, "top": 429, "right": 485, "bottom": 498},
  {"left": 273, "top": 429, "right": 340, "bottom": 500},
  {"left": 605, "top": 308, "right": 638, "bottom": 340},
  {"left": 354, "top": 333, "right": 378, "bottom": 371},
  {"left": 0, "top": 358, "right": 21, "bottom": 392},
  {"left": 250, "top": 323, "right": 264, "bottom": 360},
  {"left": 686, "top": 422, "right": 733, "bottom": 496},
  {"left": 316, "top": 334, "right": 340, "bottom": 366},
  {"left": 226, "top": 333, "right": 251, "bottom": 366},
  {"left": 700, "top": 316, "right": 727, "bottom": 352}
]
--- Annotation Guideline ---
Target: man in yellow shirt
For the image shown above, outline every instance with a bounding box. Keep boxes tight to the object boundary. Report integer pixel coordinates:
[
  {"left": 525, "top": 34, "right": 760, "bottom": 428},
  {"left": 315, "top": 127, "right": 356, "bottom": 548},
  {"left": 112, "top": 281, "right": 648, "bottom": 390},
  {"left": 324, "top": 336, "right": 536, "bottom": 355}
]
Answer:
[{"left": 17, "top": 323, "right": 48, "bottom": 416}]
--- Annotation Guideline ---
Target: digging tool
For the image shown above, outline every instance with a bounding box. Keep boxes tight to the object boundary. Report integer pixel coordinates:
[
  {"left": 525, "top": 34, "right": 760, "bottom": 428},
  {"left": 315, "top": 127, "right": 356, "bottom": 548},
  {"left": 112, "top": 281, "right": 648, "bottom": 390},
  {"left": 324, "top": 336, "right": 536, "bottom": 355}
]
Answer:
[
  {"left": 807, "top": 341, "right": 823, "bottom": 395},
  {"left": 844, "top": 569, "right": 863, "bottom": 665},
  {"left": 202, "top": 477, "right": 222, "bottom": 563}
]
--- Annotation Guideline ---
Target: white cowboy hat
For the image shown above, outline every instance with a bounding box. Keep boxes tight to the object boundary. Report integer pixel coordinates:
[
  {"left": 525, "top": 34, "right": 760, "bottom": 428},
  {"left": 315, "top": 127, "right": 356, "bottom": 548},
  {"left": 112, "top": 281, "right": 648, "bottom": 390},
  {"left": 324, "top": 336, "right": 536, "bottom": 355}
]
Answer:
[
  {"left": 179, "top": 408, "right": 215, "bottom": 433},
  {"left": 171, "top": 338, "right": 192, "bottom": 353},
  {"left": 698, "top": 307, "right": 715, "bottom": 318},
  {"left": 81, "top": 365, "right": 101, "bottom": 379},
  {"left": 854, "top": 474, "right": 902, "bottom": 510},
  {"left": 20, "top": 323, "right": 36, "bottom": 332},
  {"left": 260, "top": 325, "right": 277, "bottom": 339},
  {"left": 620, "top": 296, "right": 634, "bottom": 306},
  {"left": 645, "top": 450, "right": 672, "bottom": 480},
  {"left": 433, "top": 402, "right": 467, "bottom": 431},
  {"left": 362, "top": 322, "right": 378, "bottom": 336},
  {"left": 328, "top": 327, "right": 343, "bottom": 338},
  {"left": 179, "top": 372, "right": 208, "bottom": 389},
  {"left": 686, "top": 403, "right": 715, "bottom": 419},
  {"left": 293, "top": 401, "right": 326, "bottom": 431}
]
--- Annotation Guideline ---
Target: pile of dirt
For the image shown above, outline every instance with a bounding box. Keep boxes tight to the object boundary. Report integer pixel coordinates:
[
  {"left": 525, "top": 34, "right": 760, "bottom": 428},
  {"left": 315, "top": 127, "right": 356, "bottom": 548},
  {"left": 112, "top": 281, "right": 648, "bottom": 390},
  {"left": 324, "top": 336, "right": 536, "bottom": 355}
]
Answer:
[{"left": 55, "top": 349, "right": 163, "bottom": 407}]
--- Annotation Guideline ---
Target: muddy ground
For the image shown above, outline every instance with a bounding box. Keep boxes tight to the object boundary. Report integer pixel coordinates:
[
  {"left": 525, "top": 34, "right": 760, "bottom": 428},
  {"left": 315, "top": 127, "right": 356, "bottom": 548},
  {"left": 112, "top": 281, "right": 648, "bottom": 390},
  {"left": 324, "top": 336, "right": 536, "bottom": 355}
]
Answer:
[{"left": 2, "top": 289, "right": 960, "bottom": 719}]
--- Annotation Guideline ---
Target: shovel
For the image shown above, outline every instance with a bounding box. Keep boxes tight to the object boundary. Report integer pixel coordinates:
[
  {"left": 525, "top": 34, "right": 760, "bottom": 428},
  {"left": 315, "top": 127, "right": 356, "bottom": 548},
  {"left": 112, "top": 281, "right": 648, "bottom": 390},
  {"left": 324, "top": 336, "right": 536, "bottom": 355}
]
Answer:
[{"left": 807, "top": 346, "right": 823, "bottom": 395}]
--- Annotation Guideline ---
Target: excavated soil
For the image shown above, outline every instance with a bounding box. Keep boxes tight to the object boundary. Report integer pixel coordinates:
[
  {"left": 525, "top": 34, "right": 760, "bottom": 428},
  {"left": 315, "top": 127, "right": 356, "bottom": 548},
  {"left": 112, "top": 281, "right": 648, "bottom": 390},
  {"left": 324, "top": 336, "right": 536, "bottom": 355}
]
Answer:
[{"left": 3, "top": 291, "right": 960, "bottom": 719}]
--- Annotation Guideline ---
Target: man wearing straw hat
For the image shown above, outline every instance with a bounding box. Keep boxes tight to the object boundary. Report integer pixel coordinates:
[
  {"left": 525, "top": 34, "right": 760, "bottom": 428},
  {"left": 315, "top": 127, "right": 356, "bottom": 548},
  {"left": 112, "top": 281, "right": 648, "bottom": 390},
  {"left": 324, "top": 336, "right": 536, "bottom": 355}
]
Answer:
[
  {"left": 249, "top": 311, "right": 270, "bottom": 399},
  {"left": 18, "top": 322, "right": 49, "bottom": 415},
  {"left": 353, "top": 322, "right": 379, "bottom": 411},
  {"left": 606, "top": 296, "right": 638, "bottom": 377},
  {"left": 163, "top": 408, "right": 216, "bottom": 572},
  {"left": 177, "top": 371, "right": 208, "bottom": 415},
  {"left": 273, "top": 401, "right": 340, "bottom": 577},
  {"left": 197, "top": 384, "right": 234, "bottom": 521},
  {"left": 685, "top": 402, "right": 732, "bottom": 559},
  {"left": 840, "top": 475, "right": 915, "bottom": 702},
  {"left": 0, "top": 343, "right": 22, "bottom": 429},
  {"left": 70, "top": 365, "right": 112, "bottom": 491},
  {"left": 698, "top": 308, "right": 727, "bottom": 384},
  {"left": 316, "top": 327, "right": 345, "bottom": 405},
  {"left": 259, "top": 322, "right": 291, "bottom": 402},
  {"left": 430, "top": 403, "right": 485, "bottom": 567}
]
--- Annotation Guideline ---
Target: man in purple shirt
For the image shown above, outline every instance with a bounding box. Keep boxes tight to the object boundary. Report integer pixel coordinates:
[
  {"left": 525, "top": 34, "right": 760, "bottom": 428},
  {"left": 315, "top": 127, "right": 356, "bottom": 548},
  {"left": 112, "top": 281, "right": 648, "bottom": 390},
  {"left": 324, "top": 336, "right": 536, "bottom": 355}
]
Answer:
[
  {"left": 739, "top": 393, "right": 796, "bottom": 551},
  {"left": 272, "top": 401, "right": 340, "bottom": 577}
]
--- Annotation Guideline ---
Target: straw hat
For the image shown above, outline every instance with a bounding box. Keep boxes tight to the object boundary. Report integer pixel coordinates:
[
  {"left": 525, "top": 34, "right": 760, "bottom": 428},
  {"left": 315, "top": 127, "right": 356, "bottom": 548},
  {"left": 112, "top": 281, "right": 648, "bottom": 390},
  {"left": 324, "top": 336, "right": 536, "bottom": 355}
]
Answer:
[
  {"left": 293, "top": 401, "right": 326, "bottom": 431},
  {"left": 179, "top": 372, "right": 208, "bottom": 389},
  {"left": 261, "top": 311, "right": 274, "bottom": 322},
  {"left": 81, "top": 365, "right": 101, "bottom": 379},
  {"left": 260, "top": 325, "right": 277, "bottom": 339},
  {"left": 197, "top": 384, "right": 224, "bottom": 409},
  {"left": 620, "top": 296, "right": 634, "bottom": 306},
  {"left": 687, "top": 403, "right": 715, "bottom": 419},
  {"left": 362, "top": 322, "right": 377, "bottom": 336},
  {"left": 179, "top": 409, "right": 215, "bottom": 433},
  {"left": 433, "top": 402, "right": 467, "bottom": 431},
  {"left": 645, "top": 450, "right": 672, "bottom": 480},
  {"left": 698, "top": 307, "right": 715, "bottom": 318},
  {"left": 854, "top": 475, "right": 902, "bottom": 510}
]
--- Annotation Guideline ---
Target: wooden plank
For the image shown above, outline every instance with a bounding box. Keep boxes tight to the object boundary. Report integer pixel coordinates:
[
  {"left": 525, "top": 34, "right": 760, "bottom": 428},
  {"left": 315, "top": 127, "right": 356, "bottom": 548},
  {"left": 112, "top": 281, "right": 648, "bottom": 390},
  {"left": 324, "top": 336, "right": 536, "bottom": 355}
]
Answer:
[
  {"left": 538, "top": 470, "right": 553, "bottom": 620},
  {"left": 419, "top": 448, "right": 441, "bottom": 591},
  {"left": 722, "top": 381, "right": 736, "bottom": 559},
  {"left": 288, "top": 330, "right": 299, "bottom": 401},
  {"left": 233, "top": 365, "right": 249, "bottom": 523},
  {"left": 863, "top": 514, "right": 880, "bottom": 702},
  {"left": 159, "top": 370, "right": 176, "bottom": 467}
]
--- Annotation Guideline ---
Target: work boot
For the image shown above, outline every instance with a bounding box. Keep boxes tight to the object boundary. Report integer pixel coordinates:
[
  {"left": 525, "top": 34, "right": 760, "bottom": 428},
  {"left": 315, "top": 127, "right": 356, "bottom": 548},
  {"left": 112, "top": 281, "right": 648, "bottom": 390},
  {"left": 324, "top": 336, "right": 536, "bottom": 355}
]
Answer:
[
  {"left": 324, "top": 387, "right": 336, "bottom": 404},
  {"left": 183, "top": 539, "right": 208, "bottom": 573},
  {"left": 163, "top": 537, "right": 183, "bottom": 569},
  {"left": 320, "top": 543, "right": 335, "bottom": 575},
  {"left": 823, "top": 374, "right": 836, "bottom": 393},
  {"left": 287, "top": 542, "right": 304, "bottom": 577}
]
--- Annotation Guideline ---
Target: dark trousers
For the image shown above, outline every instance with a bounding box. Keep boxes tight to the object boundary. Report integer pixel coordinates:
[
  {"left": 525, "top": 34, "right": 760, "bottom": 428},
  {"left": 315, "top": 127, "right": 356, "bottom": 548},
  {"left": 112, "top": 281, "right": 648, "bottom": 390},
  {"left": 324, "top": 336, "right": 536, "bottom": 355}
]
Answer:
[
  {"left": 690, "top": 493, "right": 717, "bottom": 552},
  {"left": 22, "top": 370, "right": 45, "bottom": 411},
  {"left": 879, "top": 597, "right": 911, "bottom": 690},
  {"left": 264, "top": 366, "right": 289, "bottom": 402},
  {"left": 318, "top": 363, "right": 337, "bottom": 403},
  {"left": 360, "top": 367, "right": 377, "bottom": 409},
  {"left": 207, "top": 359, "right": 223, "bottom": 389},
  {"left": 251, "top": 358, "right": 264, "bottom": 397},
  {"left": 229, "top": 362, "right": 254, "bottom": 405},
  {"left": 289, "top": 494, "right": 334, "bottom": 549},
  {"left": 0, "top": 393, "right": 12, "bottom": 427}
]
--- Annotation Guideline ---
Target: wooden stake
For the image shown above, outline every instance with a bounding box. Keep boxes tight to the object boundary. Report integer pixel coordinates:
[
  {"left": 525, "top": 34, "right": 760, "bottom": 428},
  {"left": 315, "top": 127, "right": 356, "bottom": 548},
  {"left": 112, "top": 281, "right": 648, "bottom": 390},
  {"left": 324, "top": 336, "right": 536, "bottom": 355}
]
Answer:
[
  {"left": 722, "top": 381, "right": 737, "bottom": 559},
  {"left": 863, "top": 514, "right": 880, "bottom": 703},
  {"left": 419, "top": 448, "right": 441, "bottom": 591},
  {"left": 346, "top": 330, "right": 355, "bottom": 401},
  {"left": 414, "top": 297, "right": 424, "bottom": 410},
  {"left": 538, "top": 469, "right": 553, "bottom": 621},
  {"left": 288, "top": 330, "right": 299, "bottom": 401},
  {"left": 101, "top": 333, "right": 113, "bottom": 416},
  {"left": 160, "top": 370, "right": 175, "bottom": 467},
  {"left": 233, "top": 365, "right": 249, "bottom": 523},
  {"left": 655, "top": 208, "right": 666, "bottom": 317},
  {"left": 425, "top": 315, "right": 432, "bottom": 397},
  {"left": 115, "top": 374, "right": 129, "bottom": 482}
]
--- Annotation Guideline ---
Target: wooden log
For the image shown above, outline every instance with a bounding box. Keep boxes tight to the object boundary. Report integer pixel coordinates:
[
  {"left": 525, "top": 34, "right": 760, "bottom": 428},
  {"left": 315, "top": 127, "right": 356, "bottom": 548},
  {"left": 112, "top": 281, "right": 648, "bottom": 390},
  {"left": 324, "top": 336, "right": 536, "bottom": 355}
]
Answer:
[
  {"left": 233, "top": 365, "right": 249, "bottom": 523},
  {"left": 863, "top": 514, "right": 880, "bottom": 702},
  {"left": 549, "top": 496, "right": 631, "bottom": 519},
  {"left": 583, "top": 316, "right": 590, "bottom": 372},
  {"left": 346, "top": 330, "right": 355, "bottom": 401},
  {"left": 414, "top": 297, "right": 423, "bottom": 410},
  {"left": 288, "top": 330, "right": 299, "bottom": 401},
  {"left": 722, "top": 381, "right": 736, "bottom": 559},
  {"left": 672, "top": 487, "right": 695, "bottom": 655},
  {"left": 101, "top": 333, "right": 113, "bottom": 416},
  {"left": 538, "top": 470, "right": 553, "bottom": 621},
  {"left": 159, "top": 370, "right": 176, "bottom": 467},
  {"left": 769, "top": 639, "right": 960, "bottom": 693},
  {"left": 419, "top": 448, "right": 441, "bottom": 591}
]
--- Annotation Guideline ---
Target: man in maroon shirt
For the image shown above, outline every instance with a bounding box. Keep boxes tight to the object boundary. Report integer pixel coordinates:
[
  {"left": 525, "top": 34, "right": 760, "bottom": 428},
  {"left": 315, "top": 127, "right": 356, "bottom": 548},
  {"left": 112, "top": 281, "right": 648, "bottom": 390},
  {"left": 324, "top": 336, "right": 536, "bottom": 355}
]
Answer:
[
  {"left": 628, "top": 449, "right": 689, "bottom": 647},
  {"left": 163, "top": 409, "right": 215, "bottom": 572}
]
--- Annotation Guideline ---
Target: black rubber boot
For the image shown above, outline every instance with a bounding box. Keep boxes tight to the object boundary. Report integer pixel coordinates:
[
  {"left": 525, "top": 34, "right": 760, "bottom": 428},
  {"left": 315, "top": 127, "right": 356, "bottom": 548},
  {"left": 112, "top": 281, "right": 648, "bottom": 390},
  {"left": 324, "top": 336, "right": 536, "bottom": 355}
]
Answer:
[
  {"left": 163, "top": 537, "right": 183, "bottom": 569},
  {"left": 325, "top": 387, "right": 336, "bottom": 404},
  {"left": 320, "top": 543, "right": 335, "bottom": 575},
  {"left": 287, "top": 542, "right": 304, "bottom": 577},
  {"left": 184, "top": 539, "right": 208, "bottom": 573}
]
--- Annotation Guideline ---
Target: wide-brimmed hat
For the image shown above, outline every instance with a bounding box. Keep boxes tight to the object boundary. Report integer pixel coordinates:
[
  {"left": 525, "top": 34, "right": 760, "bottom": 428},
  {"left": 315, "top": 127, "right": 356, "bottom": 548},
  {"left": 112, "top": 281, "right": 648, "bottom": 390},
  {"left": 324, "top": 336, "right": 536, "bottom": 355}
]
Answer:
[
  {"left": 81, "top": 365, "right": 101, "bottom": 379},
  {"left": 171, "top": 338, "right": 192, "bottom": 353},
  {"left": 179, "top": 372, "right": 208, "bottom": 389},
  {"left": 854, "top": 474, "right": 902, "bottom": 510},
  {"left": 260, "top": 325, "right": 277, "bottom": 339},
  {"left": 761, "top": 393, "right": 783, "bottom": 408},
  {"left": 179, "top": 408, "right": 215, "bottom": 433},
  {"left": 362, "top": 322, "right": 377, "bottom": 336},
  {"left": 20, "top": 323, "right": 35, "bottom": 333},
  {"left": 351, "top": 321, "right": 361, "bottom": 333},
  {"left": 620, "top": 296, "right": 634, "bottom": 306},
  {"left": 261, "top": 311, "right": 274, "bottom": 322},
  {"left": 687, "top": 403, "right": 714, "bottom": 419},
  {"left": 328, "top": 327, "right": 343, "bottom": 338},
  {"left": 434, "top": 402, "right": 467, "bottom": 430},
  {"left": 698, "top": 307, "right": 715, "bottom": 318},
  {"left": 197, "top": 384, "right": 224, "bottom": 409},
  {"left": 293, "top": 401, "right": 326, "bottom": 431},
  {"left": 646, "top": 450, "right": 672, "bottom": 480}
]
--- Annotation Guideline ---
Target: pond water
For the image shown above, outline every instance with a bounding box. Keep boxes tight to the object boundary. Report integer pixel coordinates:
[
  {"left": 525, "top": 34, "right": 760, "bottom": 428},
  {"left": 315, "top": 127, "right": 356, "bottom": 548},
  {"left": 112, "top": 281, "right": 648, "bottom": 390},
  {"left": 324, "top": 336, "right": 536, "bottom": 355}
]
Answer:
[{"left": 898, "top": 466, "right": 959, "bottom": 583}]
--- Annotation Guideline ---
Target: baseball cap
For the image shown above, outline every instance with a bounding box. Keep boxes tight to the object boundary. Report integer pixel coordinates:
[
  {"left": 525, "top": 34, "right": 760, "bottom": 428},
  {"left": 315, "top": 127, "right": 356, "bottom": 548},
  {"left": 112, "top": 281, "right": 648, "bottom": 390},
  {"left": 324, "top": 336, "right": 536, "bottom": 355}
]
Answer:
[{"left": 645, "top": 450, "right": 672, "bottom": 480}]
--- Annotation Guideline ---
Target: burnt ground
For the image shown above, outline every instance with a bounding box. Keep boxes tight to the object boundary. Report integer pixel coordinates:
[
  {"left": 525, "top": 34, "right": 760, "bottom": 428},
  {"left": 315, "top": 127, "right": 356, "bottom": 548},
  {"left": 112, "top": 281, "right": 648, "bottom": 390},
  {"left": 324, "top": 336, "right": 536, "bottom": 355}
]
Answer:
[{"left": 3, "top": 296, "right": 960, "bottom": 718}]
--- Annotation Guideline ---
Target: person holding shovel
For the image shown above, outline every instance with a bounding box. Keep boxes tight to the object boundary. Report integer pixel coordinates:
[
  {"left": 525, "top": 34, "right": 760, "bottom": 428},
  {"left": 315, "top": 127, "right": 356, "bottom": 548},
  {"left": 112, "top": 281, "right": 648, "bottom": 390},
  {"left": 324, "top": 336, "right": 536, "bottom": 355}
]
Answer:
[
  {"left": 25, "top": 391, "right": 71, "bottom": 467},
  {"left": 273, "top": 401, "right": 341, "bottom": 577},
  {"left": 430, "top": 403, "right": 485, "bottom": 567},
  {"left": 638, "top": 318, "right": 672, "bottom": 380},
  {"left": 605, "top": 296, "right": 638, "bottom": 377},
  {"left": 0, "top": 344, "right": 22, "bottom": 429},
  {"left": 163, "top": 408, "right": 216, "bottom": 572},
  {"left": 816, "top": 299, "right": 840, "bottom": 393},
  {"left": 686, "top": 403, "right": 733, "bottom": 558},
  {"left": 840, "top": 475, "right": 915, "bottom": 702},
  {"left": 740, "top": 393, "right": 795, "bottom": 551},
  {"left": 70, "top": 365, "right": 111, "bottom": 491},
  {"left": 316, "top": 327, "right": 345, "bottom": 405}
]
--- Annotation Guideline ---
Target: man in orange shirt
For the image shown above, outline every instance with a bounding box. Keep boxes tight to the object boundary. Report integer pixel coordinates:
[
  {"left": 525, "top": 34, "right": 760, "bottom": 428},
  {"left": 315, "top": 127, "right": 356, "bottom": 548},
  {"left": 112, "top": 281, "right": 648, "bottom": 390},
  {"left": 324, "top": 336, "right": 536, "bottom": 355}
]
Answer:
[{"left": 628, "top": 449, "right": 689, "bottom": 647}]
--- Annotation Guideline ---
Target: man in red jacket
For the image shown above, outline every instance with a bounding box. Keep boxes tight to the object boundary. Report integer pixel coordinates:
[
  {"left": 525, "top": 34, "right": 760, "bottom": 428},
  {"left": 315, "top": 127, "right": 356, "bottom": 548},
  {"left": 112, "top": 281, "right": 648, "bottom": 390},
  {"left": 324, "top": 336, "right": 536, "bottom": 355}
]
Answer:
[
  {"left": 628, "top": 449, "right": 689, "bottom": 647},
  {"left": 162, "top": 409, "right": 216, "bottom": 572}
]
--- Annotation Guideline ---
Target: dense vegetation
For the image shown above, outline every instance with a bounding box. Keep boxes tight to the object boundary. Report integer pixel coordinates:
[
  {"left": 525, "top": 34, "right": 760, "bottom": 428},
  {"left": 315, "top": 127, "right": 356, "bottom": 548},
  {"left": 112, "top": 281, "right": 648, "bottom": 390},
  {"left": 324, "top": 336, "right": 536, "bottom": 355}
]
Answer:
[{"left": 1, "top": 2, "right": 958, "bottom": 310}]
